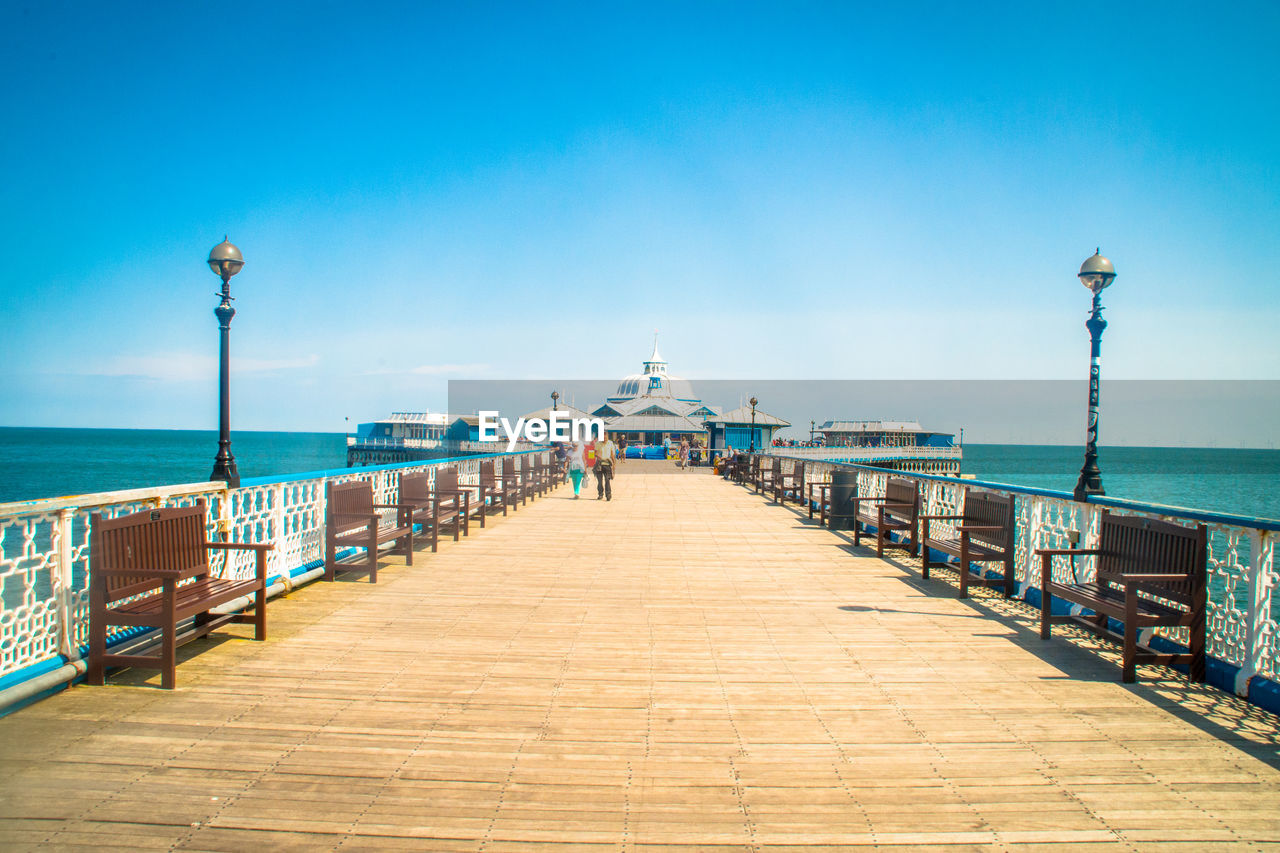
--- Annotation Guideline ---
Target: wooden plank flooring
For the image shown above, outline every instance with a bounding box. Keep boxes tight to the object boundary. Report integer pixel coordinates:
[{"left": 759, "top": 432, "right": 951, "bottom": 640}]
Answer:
[{"left": 1, "top": 462, "right": 1278, "bottom": 850}]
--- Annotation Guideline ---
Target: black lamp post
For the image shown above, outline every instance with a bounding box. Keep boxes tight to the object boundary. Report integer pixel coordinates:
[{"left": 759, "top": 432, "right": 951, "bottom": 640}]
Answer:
[
  {"left": 810, "top": 419, "right": 815, "bottom": 443},
  {"left": 1073, "top": 249, "right": 1116, "bottom": 502},
  {"left": 208, "top": 237, "right": 244, "bottom": 487},
  {"left": 551, "top": 390, "right": 559, "bottom": 411},
  {"left": 749, "top": 396, "right": 758, "bottom": 452}
]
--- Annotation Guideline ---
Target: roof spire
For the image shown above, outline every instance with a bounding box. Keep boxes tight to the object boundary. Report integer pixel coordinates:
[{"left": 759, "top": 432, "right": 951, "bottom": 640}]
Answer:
[{"left": 648, "top": 328, "right": 663, "bottom": 365}]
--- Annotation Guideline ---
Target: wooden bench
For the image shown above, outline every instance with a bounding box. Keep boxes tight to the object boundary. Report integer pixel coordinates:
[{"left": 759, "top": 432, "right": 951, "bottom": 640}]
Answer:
[
  {"left": 1036, "top": 510, "right": 1207, "bottom": 683},
  {"left": 325, "top": 480, "right": 413, "bottom": 582},
  {"left": 88, "top": 500, "right": 272, "bottom": 689},
  {"left": 500, "top": 458, "right": 529, "bottom": 507},
  {"left": 773, "top": 462, "right": 805, "bottom": 506},
  {"left": 921, "top": 489, "right": 1016, "bottom": 598},
  {"left": 399, "top": 468, "right": 471, "bottom": 551},
  {"left": 478, "top": 459, "right": 519, "bottom": 517},
  {"left": 808, "top": 477, "right": 833, "bottom": 525},
  {"left": 755, "top": 457, "right": 780, "bottom": 495},
  {"left": 851, "top": 477, "right": 920, "bottom": 557}
]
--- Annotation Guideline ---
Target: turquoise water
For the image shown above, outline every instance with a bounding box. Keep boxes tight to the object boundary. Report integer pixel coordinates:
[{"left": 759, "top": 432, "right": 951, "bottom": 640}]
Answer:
[
  {"left": 961, "top": 444, "right": 1280, "bottom": 522},
  {"left": 0, "top": 427, "right": 345, "bottom": 504},
  {"left": 1, "top": 429, "right": 1278, "bottom": 522}
]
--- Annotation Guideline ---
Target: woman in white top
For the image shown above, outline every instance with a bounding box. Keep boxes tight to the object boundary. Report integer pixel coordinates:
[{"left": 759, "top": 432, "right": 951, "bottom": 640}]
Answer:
[{"left": 567, "top": 441, "right": 587, "bottom": 499}]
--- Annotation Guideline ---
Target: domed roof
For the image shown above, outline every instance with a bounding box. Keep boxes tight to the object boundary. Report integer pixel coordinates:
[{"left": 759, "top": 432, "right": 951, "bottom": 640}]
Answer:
[{"left": 615, "top": 372, "right": 695, "bottom": 400}]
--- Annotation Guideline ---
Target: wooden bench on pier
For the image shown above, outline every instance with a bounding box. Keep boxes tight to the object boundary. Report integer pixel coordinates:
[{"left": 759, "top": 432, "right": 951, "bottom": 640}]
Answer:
[
  {"left": 88, "top": 500, "right": 272, "bottom": 689},
  {"left": 325, "top": 480, "right": 413, "bottom": 582},
  {"left": 755, "top": 456, "right": 780, "bottom": 496},
  {"left": 500, "top": 458, "right": 529, "bottom": 507},
  {"left": 921, "top": 489, "right": 1016, "bottom": 598},
  {"left": 478, "top": 459, "right": 519, "bottom": 517},
  {"left": 808, "top": 477, "right": 833, "bottom": 525},
  {"left": 851, "top": 477, "right": 920, "bottom": 557},
  {"left": 773, "top": 461, "right": 805, "bottom": 506},
  {"left": 1036, "top": 510, "right": 1207, "bottom": 683},
  {"left": 399, "top": 468, "right": 472, "bottom": 551}
]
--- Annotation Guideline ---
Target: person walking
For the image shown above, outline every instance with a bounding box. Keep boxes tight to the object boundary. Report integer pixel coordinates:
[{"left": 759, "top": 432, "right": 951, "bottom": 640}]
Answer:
[
  {"left": 595, "top": 433, "right": 618, "bottom": 500},
  {"left": 679, "top": 440, "right": 690, "bottom": 471},
  {"left": 567, "top": 440, "right": 587, "bottom": 498}
]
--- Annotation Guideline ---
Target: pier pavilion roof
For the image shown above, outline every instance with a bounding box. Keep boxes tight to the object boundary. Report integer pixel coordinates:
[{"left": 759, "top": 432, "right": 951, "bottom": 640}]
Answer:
[{"left": 705, "top": 405, "right": 790, "bottom": 428}]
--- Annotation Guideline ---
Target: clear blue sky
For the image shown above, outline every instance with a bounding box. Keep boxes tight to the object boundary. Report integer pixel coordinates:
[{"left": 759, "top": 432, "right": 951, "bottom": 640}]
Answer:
[{"left": 2, "top": 1, "right": 1277, "bottom": 432}]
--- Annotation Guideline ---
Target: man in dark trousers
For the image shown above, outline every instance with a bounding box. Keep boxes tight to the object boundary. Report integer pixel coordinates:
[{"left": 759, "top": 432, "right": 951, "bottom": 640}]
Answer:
[{"left": 595, "top": 434, "right": 618, "bottom": 500}]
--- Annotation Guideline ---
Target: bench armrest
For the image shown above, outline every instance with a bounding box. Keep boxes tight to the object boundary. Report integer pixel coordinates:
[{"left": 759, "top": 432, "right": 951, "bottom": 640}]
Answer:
[
  {"left": 848, "top": 496, "right": 884, "bottom": 504},
  {"left": 433, "top": 489, "right": 471, "bottom": 496},
  {"left": 373, "top": 502, "right": 416, "bottom": 510},
  {"left": 921, "top": 514, "right": 964, "bottom": 521},
  {"left": 957, "top": 524, "right": 1004, "bottom": 532}
]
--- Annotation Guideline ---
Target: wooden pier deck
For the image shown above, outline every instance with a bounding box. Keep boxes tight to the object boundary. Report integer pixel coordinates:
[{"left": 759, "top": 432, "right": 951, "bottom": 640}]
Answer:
[{"left": 1, "top": 462, "right": 1278, "bottom": 850}]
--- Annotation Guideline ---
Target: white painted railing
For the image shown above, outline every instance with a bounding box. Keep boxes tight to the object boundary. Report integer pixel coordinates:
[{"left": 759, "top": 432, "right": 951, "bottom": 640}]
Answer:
[
  {"left": 0, "top": 449, "right": 546, "bottom": 705},
  {"left": 765, "top": 454, "right": 1279, "bottom": 698},
  {"left": 769, "top": 446, "right": 961, "bottom": 461}
]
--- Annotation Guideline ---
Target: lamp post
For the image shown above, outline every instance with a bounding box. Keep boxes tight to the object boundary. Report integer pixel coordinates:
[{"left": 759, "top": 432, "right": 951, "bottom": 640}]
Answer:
[
  {"left": 208, "top": 237, "right": 244, "bottom": 487},
  {"left": 810, "top": 419, "right": 815, "bottom": 443},
  {"left": 551, "top": 390, "right": 559, "bottom": 411},
  {"left": 1073, "top": 249, "right": 1116, "bottom": 502},
  {"left": 749, "top": 396, "right": 758, "bottom": 452}
]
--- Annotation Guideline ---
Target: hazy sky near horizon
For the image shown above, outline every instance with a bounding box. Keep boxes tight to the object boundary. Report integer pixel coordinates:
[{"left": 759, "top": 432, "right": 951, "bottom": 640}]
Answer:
[{"left": 2, "top": 2, "right": 1277, "bottom": 436}]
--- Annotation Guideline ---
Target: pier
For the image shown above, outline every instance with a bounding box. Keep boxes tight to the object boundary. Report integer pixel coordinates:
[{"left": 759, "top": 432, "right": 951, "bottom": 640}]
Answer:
[{"left": 2, "top": 462, "right": 1278, "bottom": 848}]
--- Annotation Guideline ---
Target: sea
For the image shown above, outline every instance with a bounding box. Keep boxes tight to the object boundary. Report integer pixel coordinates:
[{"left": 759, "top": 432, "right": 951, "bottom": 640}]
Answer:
[{"left": 1, "top": 427, "right": 1278, "bottom": 522}]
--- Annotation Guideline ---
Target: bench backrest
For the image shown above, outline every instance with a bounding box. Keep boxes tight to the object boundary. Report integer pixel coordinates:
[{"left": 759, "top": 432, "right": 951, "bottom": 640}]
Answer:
[
  {"left": 399, "top": 471, "right": 431, "bottom": 505},
  {"left": 328, "top": 480, "right": 374, "bottom": 536},
  {"left": 962, "top": 489, "right": 1015, "bottom": 551},
  {"left": 91, "top": 501, "right": 210, "bottom": 600},
  {"left": 770, "top": 457, "right": 781, "bottom": 475},
  {"left": 502, "top": 458, "right": 517, "bottom": 479},
  {"left": 883, "top": 478, "right": 919, "bottom": 521},
  {"left": 436, "top": 467, "right": 459, "bottom": 492},
  {"left": 1097, "top": 511, "right": 1206, "bottom": 608},
  {"left": 479, "top": 460, "right": 496, "bottom": 487}
]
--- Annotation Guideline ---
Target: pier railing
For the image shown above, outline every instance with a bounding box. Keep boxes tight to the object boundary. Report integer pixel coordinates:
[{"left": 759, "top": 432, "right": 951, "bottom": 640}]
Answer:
[
  {"left": 0, "top": 449, "right": 547, "bottom": 709},
  {"left": 765, "top": 452, "right": 1279, "bottom": 704}
]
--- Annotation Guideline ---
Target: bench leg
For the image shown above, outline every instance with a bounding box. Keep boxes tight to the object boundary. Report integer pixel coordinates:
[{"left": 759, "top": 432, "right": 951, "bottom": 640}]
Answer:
[
  {"left": 404, "top": 526, "right": 414, "bottom": 567},
  {"left": 324, "top": 529, "right": 336, "bottom": 582},
  {"left": 1122, "top": 587, "right": 1139, "bottom": 682},
  {"left": 958, "top": 538, "right": 969, "bottom": 599},
  {"left": 367, "top": 530, "right": 378, "bottom": 584},
  {"left": 1003, "top": 554, "right": 1014, "bottom": 598},
  {"left": 88, "top": 573, "right": 106, "bottom": 685},
  {"left": 254, "top": 582, "right": 267, "bottom": 641},
  {"left": 1039, "top": 554, "right": 1052, "bottom": 640},
  {"left": 161, "top": 581, "right": 177, "bottom": 690}
]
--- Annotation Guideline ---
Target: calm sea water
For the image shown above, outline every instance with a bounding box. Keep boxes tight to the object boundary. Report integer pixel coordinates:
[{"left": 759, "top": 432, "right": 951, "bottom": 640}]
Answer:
[
  {"left": 0, "top": 429, "right": 1277, "bottom": 522},
  {"left": 0, "top": 428, "right": 345, "bottom": 504}
]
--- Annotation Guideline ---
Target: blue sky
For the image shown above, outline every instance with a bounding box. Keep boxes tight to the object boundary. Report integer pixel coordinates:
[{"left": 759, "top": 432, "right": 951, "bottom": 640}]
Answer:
[{"left": 1, "top": 2, "right": 1277, "bottom": 432}]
